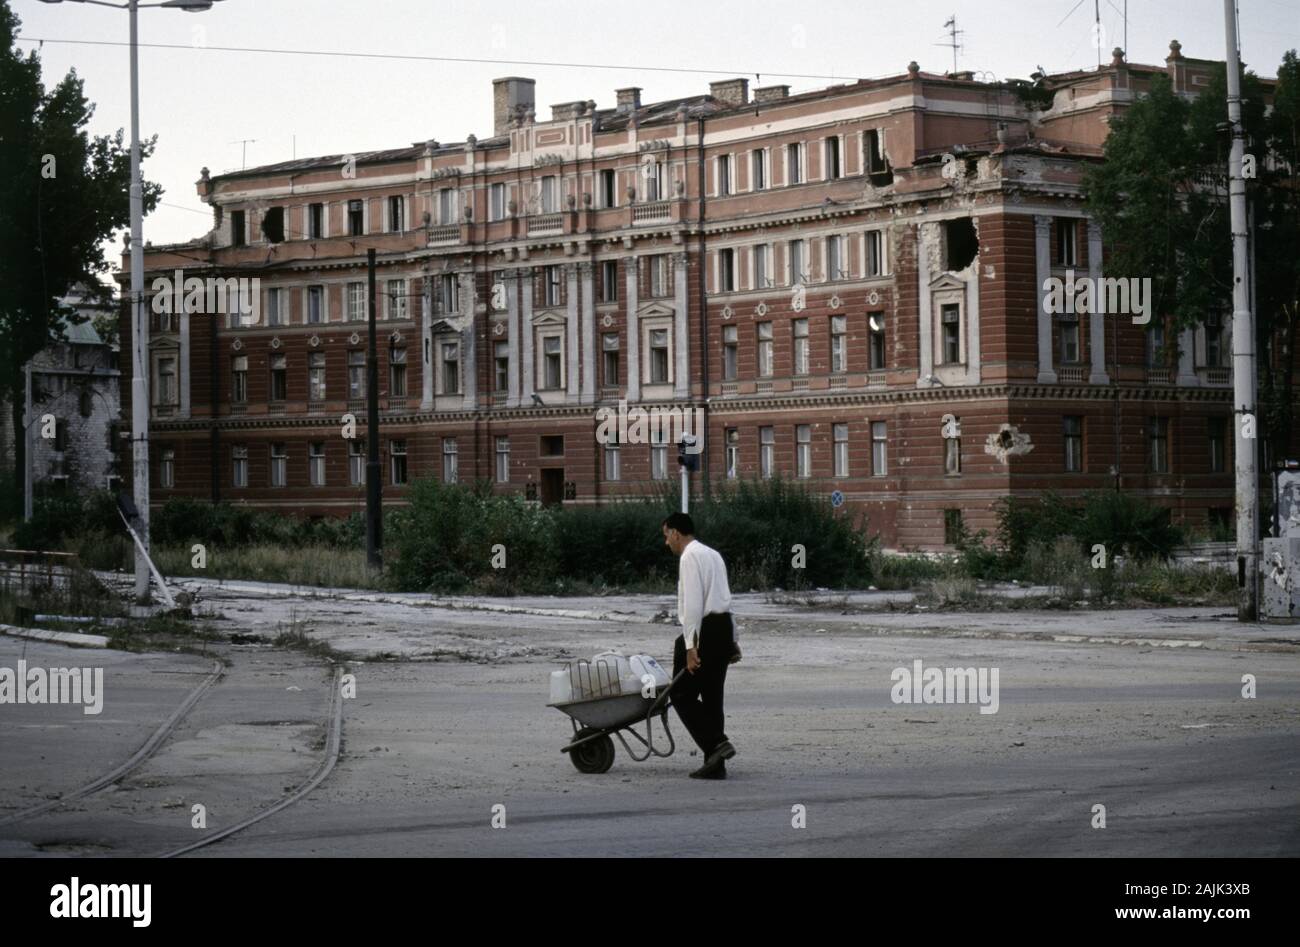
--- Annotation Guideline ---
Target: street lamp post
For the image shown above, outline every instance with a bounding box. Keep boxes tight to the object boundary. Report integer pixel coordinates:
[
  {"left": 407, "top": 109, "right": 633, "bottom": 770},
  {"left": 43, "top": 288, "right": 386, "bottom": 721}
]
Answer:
[{"left": 38, "top": 0, "right": 223, "bottom": 602}]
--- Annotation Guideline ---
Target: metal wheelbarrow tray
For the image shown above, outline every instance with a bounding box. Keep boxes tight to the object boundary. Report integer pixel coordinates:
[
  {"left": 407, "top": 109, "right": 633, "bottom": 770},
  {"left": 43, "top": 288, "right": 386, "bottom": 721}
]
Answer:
[{"left": 548, "top": 668, "right": 687, "bottom": 774}]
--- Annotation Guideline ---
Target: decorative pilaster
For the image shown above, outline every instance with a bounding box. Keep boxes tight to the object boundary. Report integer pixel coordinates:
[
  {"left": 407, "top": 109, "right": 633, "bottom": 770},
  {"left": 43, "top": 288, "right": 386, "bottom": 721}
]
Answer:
[
  {"left": 625, "top": 257, "right": 640, "bottom": 402},
  {"left": 1087, "top": 219, "right": 1110, "bottom": 384},
  {"left": 520, "top": 267, "right": 535, "bottom": 403},
  {"left": 580, "top": 262, "right": 595, "bottom": 404},
  {"left": 916, "top": 224, "right": 933, "bottom": 387},
  {"left": 505, "top": 271, "right": 520, "bottom": 408},
  {"left": 179, "top": 310, "right": 191, "bottom": 419},
  {"left": 1177, "top": 328, "right": 1198, "bottom": 386},
  {"left": 1035, "top": 215, "right": 1057, "bottom": 384},
  {"left": 460, "top": 272, "right": 477, "bottom": 410},
  {"left": 566, "top": 264, "right": 580, "bottom": 401},
  {"left": 673, "top": 252, "right": 690, "bottom": 398},
  {"left": 421, "top": 275, "right": 434, "bottom": 409}
]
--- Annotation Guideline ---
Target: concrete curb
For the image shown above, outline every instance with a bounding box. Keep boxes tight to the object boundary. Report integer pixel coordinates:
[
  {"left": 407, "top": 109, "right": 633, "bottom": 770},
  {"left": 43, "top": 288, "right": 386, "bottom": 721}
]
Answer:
[{"left": 0, "top": 624, "right": 109, "bottom": 648}]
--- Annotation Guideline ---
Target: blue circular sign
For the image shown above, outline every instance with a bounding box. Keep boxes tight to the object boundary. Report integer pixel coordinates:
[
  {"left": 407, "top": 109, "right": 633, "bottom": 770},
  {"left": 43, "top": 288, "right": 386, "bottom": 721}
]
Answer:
[{"left": 830, "top": 490, "right": 845, "bottom": 508}]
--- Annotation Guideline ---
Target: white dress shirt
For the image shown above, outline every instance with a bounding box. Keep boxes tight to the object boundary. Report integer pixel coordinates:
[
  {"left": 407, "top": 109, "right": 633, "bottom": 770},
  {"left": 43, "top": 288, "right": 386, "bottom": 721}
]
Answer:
[{"left": 676, "top": 538, "right": 733, "bottom": 650}]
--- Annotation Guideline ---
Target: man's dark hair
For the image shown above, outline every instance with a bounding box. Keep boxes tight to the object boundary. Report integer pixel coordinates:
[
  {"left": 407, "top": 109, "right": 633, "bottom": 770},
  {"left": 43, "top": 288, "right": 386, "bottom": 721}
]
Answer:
[{"left": 662, "top": 512, "right": 695, "bottom": 536}]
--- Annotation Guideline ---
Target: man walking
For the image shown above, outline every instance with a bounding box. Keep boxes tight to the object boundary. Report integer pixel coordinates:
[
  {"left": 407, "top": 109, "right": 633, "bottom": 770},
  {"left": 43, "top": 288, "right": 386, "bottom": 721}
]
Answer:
[{"left": 662, "top": 512, "right": 739, "bottom": 779}]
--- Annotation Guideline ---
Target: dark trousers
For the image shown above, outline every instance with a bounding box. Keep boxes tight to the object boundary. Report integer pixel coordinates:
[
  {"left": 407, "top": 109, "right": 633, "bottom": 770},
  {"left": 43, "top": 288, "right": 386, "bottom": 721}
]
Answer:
[{"left": 671, "top": 612, "right": 735, "bottom": 755}]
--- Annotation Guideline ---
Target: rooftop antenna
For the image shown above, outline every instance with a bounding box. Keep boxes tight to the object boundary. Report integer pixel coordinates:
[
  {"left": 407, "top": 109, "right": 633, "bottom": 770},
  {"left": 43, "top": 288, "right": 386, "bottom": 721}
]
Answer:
[
  {"left": 230, "top": 138, "right": 257, "bottom": 170},
  {"left": 937, "top": 15, "right": 964, "bottom": 74}
]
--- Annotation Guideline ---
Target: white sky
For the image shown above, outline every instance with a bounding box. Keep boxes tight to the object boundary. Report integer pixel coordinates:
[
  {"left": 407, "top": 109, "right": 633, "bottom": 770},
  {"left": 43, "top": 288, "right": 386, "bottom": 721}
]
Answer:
[{"left": 12, "top": 0, "right": 1299, "bottom": 253}]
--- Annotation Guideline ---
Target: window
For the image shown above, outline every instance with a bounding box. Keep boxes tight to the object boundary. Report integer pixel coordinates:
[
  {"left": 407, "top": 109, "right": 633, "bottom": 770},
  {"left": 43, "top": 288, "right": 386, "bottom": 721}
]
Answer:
[
  {"left": 604, "top": 437, "right": 621, "bottom": 481},
  {"left": 1063, "top": 416, "right": 1083, "bottom": 472},
  {"left": 269, "top": 354, "right": 287, "bottom": 401},
  {"left": 390, "top": 347, "right": 407, "bottom": 397},
  {"left": 825, "top": 137, "right": 841, "bottom": 179},
  {"left": 651, "top": 429, "right": 669, "bottom": 480},
  {"left": 495, "top": 341, "right": 510, "bottom": 391},
  {"left": 308, "top": 352, "right": 326, "bottom": 401},
  {"left": 796, "top": 425, "right": 811, "bottom": 478},
  {"left": 266, "top": 288, "right": 284, "bottom": 326},
  {"left": 231, "top": 209, "right": 246, "bottom": 246},
  {"left": 863, "top": 312, "right": 884, "bottom": 370},
  {"left": 649, "top": 255, "right": 668, "bottom": 298},
  {"left": 440, "top": 274, "right": 459, "bottom": 313},
  {"left": 388, "top": 195, "right": 405, "bottom": 233},
  {"left": 495, "top": 436, "right": 510, "bottom": 483},
  {"left": 348, "top": 350, "right": 366, "bottom": 400},
  {"left": 826, "top": 236, "right": 844, "bottom": 281},
  {"left": 944, "top": 421, "right": 962, "bottom": 475},
  {"left": 717, "top": 154, "right": 732, "bottom": 195},
  {"left": 347, "top": 282, "right": 366, "bottom": 322},
  {"left": 751, "top": 150, "right": 767, "bottom": 190},
  {"left": 441, "top": 341, "right": 460, "bottom": 394},
  {"left": 442, "top": 438, "right": 458, "bottom": 483},
  {"left": 308, "top": 202, "right": 324, "bottom": 239},
  {"left": 232, "top": 445, "right": 248, "bottom": 488},
  {"left": 754, "top": 244, "right": 770, "bottom": 288},
  {"left": 1208, "top": 416, "right": 1227, "bottom": 473},
  {"left": 725, "top": 428, "right": 740, "bottom": 479},
  {"left": 602, "top": 333, "right": 620, "bottom": 386},
  {"left": 1059, "top": 311, "right": 1081, "bottom": 363},
  {"left": 1146, "top": 323, "right": 1166, "bottom": 368},
  {"left": 1149, "top": 417, "right": 1170, "bottom": 473},
  {"left": 263, "top": 206, "right": 286, "bottom": 242},
  {"left": 940, "top": 303, "right": 962, "bottom": 364},
  {"left": 490, "top": 182, "right": 506, "bottom": 221},
  {"left": 788, "top": 239, "right": 806, "bottom": 285},
  {"left": 719, "top": 248, "right": 736, "bottom": 292},
  {"left": 757, "top": 322, "right": 774, "bottom": 377},
  {"left": 542, "top": 335, "right": 562, "bottom": 389},
  {"left": 270, "top": 443, "right": 287, "bottom": 487},
  {"left": 865, "top": 129, "right": 893, "bottom": 183},
  {"left": 944, "top": 509, "right": 963, "bottom": 546},
  {"left": 540, "top": 176, "right": 557, "bottom": 214},
  {"left": 1056, "top": 217, "right": 1076, "bottom": 267},
  {"left": 307, "top": 285, "right": 324, "bottom": 324},
  {"left": 644, "top": 159, "right": 665, "bottom": 201},
  {"left": 831, "top": 315, "right": 847, "bottom": 373},
  {"left": 541, "top": 435, "right": 564, "bottom": 457},
  {"left": 722, "top": 325, "right": 739, "bottom": 380},
  {"left": 866, "top": 231, "right": 886, "bottom": 277},
  {"left": 760, "top": 426, "right": 775, "bottom": 478},
  {"left": 387, "top": 279, "right": 407, "bottom": 320},
  {"left": 544, "top": 265, "right": 562, "bottom": 306},
  {"left": 649, "top": 328, "right": 670, "bottom": 383},
  {"left": 599, "top": 169, "right": 617, "bottom": 209},
  {"left": 160, "top": 448, "right": 175, "bottom": 489},
  {"left": 793, "top": 319, "right": 809, "bottom": 375},
  {"left": 156, "top": 357, "right": 177, "bottom": 406},
  {"left": 349, "top": 440, "right": 365, "bottom": 485},
  {"left": 1205, "top": 312, "right": 1226, "bottom": 367},
  {"left": 833, "top": 423, "right": 850, "bottom": 477},
  {"left": 309, "top": 442, "right": 326, "bottom": 486},
  {"left": 52, "top": 420, "right": 67, "bottom": 454},
  {"left": 438, "top": 188, "right": 456, "bottom": 225},
  {"left": 872, "top": 421, "right": 887, "bottom": 475},
  {"left": 348, "top": 199, "right": 364, "bottom": 236},
  {"left": 601, "top": 260, "right": 619, "bottom": 302},
  {"left": 943, "top": 217, "right": 978, "bottom": 271},
  {"left": 786, "top": 142, "right": 803, "bottom": 184},
  {"left": 231, "top": 355, "right": 248, "bottom": 404},
  {"left": 390, "top": 440, "right": 408, "bottom": 485}
]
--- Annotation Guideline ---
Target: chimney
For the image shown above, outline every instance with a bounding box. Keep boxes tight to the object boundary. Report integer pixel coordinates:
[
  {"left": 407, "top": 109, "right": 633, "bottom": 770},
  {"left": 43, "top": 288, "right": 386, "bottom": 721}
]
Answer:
[
  {"left": 753, "top": 84, "right": 790, "bottom": 104},
  {"left": 709, "top": 78, "right": 749, "bottom": 107},
  {"left": 615, "top": 87, "right": 642, "bottom": 112},
  {"left": 493, "top": 77, "right": 536, "bottom": 136}
]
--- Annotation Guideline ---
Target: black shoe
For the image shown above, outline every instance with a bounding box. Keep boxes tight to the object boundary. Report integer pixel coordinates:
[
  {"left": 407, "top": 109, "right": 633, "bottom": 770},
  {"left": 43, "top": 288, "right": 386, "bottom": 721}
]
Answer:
[
  {"left": 690, "top": 760, "right": 727, "bottom": 779},
  {"left": 705, "top": 740, "right": 736, "bottom": 769}
]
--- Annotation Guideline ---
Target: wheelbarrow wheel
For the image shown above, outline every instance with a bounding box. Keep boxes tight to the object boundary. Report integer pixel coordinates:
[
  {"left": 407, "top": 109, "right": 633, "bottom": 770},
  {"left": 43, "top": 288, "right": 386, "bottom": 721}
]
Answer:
[{"left": 570, "top": 728, "right": 616, "bottom": 774}]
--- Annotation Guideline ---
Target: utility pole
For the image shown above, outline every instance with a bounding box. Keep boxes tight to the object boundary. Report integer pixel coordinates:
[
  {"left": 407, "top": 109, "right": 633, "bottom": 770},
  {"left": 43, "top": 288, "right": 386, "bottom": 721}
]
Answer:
[
  {"left": 128, "top": 0, "right": 151, "bottom": 603},
  {"left": 365, "top": 249, "right": 383, "bottom": 570},
  {"left": 23, "top": 363, "right": 34, "bottom": 522},
  {"left": 1224, "top": 0, "right": 1258, "bottom": 620}
]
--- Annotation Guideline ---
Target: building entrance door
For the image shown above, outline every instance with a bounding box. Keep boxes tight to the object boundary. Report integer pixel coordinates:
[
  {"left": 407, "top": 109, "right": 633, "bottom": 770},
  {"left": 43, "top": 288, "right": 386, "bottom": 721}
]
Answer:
[{"left": 540, "top": 468, "right": 565, "bottom": 506}]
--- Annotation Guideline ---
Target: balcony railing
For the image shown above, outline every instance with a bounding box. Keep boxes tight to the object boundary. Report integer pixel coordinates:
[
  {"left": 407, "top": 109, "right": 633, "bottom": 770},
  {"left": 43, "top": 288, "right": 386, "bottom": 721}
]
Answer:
[
  {"left": 528, "top": 213, "right": 564, "bottom": 236},
  {"left": 1057, "top": 365, "right": 1086, "bottom": 384},
  {"left": 428, "top": 224, "right": 461, "bottom": 246},
  {"left": 1203, "top": 367, "right": 1231, "bottom": 386},
  {"left": 1146, "top": 368, "right": 1173, "bottom": 385},
  {"left": 866, "top": 370, "right": 887, "bottom": 390},
  {"left": 633, "top": 202, "right": 671, "bottom": 224}
]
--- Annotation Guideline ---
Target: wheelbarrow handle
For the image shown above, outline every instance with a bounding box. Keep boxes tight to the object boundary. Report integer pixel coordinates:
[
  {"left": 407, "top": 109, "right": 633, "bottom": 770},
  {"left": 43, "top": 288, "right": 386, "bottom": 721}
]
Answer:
[{"left": 647, "top": 669, "right": 689, "bottom": 717}]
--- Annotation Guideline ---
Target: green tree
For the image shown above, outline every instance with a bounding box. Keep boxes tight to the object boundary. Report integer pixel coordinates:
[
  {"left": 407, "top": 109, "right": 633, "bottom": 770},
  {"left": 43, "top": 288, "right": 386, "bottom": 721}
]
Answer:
[
  {"left": 0, "top": 0, "right": 161, "bottom": 491},
  {"left": 1084, "top": 54, "right": 1300, "bottom": 462}
]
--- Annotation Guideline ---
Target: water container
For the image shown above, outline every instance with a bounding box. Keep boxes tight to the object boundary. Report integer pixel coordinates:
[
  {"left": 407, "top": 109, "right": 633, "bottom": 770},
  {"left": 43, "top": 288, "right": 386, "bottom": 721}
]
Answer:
[
  {"left": 549, "top": 668, "right": 574, "bottom": 705},
  {"left": 629, "top": 655, "right": 670, "bottom": 694}
]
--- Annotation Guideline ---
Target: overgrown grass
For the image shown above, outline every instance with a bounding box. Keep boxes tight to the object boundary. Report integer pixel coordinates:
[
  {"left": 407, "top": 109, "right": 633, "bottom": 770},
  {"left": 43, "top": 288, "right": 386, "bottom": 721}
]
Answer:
[{"left": 151, "top": 543, "right": 382, "bottom": 590}]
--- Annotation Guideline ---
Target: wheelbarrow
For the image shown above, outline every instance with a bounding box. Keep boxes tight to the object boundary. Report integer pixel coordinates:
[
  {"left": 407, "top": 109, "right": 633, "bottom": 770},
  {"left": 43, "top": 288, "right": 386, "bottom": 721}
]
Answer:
[{"left": 548, "top": 664, "right": 688, "bottom": 774}]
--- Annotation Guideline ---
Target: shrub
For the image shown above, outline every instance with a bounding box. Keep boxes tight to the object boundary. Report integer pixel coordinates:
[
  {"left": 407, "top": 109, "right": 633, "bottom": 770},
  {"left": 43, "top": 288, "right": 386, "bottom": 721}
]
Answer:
[{"left": 11, "top": 487, "right": 120, "bottom": 551}]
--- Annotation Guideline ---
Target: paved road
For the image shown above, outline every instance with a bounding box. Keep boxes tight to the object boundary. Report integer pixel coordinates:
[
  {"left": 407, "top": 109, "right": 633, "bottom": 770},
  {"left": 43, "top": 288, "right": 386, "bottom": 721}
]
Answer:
[{"left": 2, "top": 585, "right": 1297, "bottom": 857}]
